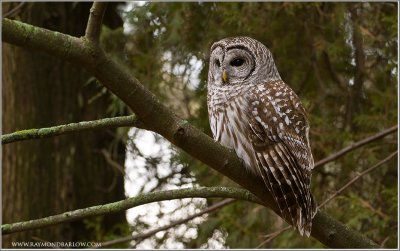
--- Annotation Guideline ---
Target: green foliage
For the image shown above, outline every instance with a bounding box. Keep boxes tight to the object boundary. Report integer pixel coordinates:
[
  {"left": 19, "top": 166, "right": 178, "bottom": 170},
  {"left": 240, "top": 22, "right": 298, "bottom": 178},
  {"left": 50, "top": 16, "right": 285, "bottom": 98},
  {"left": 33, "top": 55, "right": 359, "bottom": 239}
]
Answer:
[
  {"left": 83, "top": 216, "right": 104, "bottom": 241},
  {"left": 102, "top": 2, "right": 397, "bottom": 248}
]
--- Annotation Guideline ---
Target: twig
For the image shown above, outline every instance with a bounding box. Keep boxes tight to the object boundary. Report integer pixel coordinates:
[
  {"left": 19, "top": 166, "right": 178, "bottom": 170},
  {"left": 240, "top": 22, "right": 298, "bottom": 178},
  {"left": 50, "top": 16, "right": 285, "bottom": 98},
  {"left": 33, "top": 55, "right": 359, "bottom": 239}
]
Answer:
[
  {"left": 380, "top": 236, "right": 390, "bottom": 248},
  {"left": 84, "top": 2, "right": 108, "bottom": 43},
  {"left": 256, "top": 151, "right": 397, "bottom": 248},
  {"left": 100, "top": 149, "right": 126, "bottom": 176},
  {"left": 314, "top": 125, "right": 397, "bottom": 168},
  {"left": 1, "top": 187, "right": 258, "bottom": 235},
  {"left": 99, "top": 149, "right": 135, "bottom": 192},
  {"left": 318, "top": 151, "right": 397, "bottom": 208},
  {"left": 3, "top": 2, "right": 25, "bottom": 18},
  {"left": 97, "top": 198, "right": 236, "bottom": 248},
  {"left": 256, "top": 225, "right": 291, "bottom": 248},
  {"left": 358, "top": 198, "right": 389, "bottom": 220},
  {"left": 1, "top": 115, "right": 138, "bottom": 145}
]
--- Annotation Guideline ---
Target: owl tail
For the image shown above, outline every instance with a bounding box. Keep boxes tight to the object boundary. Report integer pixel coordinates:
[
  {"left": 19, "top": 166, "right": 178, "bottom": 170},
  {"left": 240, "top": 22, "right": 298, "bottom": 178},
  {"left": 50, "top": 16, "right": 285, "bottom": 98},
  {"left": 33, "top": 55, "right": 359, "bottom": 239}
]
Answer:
[
  {"left": 297, "top": 193, "right": 318, "bottom": 237},
  {"left": 255, "top": 143, "right": 318, "bottom": 237}
]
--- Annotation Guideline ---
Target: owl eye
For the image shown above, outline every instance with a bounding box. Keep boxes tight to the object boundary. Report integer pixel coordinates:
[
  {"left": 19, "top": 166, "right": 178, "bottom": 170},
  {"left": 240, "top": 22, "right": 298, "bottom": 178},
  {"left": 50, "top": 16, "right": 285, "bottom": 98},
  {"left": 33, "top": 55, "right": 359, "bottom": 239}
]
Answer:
[
  {"left": 214, "top": 59, "right": 221, "bottom": 67},
  {"left": 230, "top": 58, "right": 245, "bottom": 67}
]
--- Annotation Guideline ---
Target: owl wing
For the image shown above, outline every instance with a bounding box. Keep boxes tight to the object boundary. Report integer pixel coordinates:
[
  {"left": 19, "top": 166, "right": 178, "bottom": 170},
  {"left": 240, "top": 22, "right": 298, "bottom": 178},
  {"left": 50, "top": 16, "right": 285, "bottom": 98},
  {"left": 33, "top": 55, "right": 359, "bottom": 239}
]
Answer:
[{"left": 247, "top": 81, "right": 317, "bottom": 236}]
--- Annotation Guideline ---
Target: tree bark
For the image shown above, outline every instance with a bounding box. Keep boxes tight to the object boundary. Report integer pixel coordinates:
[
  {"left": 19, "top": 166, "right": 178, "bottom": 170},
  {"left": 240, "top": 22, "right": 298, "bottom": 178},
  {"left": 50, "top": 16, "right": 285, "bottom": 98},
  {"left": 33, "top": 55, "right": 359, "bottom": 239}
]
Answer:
[{"left": 2, "top": 2, "right": 125, "bottom": 246}]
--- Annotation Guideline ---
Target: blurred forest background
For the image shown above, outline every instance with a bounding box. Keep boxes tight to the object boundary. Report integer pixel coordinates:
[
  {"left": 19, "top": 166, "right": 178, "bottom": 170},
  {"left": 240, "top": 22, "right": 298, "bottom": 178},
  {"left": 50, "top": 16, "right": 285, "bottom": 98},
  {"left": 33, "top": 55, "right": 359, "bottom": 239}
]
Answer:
[{"left": 2, "top": 2, "right": 398, "bottom": 248}]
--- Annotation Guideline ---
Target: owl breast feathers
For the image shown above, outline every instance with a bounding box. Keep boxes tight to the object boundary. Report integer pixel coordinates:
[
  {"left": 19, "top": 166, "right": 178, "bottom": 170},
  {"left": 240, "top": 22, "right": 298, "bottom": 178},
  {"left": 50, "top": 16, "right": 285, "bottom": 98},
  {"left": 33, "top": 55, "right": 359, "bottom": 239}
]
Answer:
[{"left": 207, "top": 36, "right": 317, "bottom": 237}]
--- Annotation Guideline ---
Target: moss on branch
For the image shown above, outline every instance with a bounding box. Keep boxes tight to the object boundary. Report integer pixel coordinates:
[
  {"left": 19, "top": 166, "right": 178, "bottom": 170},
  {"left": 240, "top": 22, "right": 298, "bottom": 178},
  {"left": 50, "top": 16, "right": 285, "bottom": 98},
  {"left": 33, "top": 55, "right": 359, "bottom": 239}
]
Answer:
[
  {"left": 2, "top": 115, "right": 138, "bottom": 144},
  {"left": 1, "top": 187, "right": 258, "bottom": 235},
  {"left": 2, "top": 18, "right": 85, "bottom": 63}
]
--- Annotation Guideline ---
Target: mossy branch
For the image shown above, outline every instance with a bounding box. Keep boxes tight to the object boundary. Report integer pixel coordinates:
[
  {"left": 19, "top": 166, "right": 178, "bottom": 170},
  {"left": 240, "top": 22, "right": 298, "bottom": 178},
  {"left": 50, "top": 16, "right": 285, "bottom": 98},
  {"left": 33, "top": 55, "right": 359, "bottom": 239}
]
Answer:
[
  {"left": 1, "top": 187, "right": 258, "bottom": 235},
  {"left": 2, "top": 17, "right": 380, "bottom": 248},
  {"left": 1, "top": 115, "right": 139, "bottom": 144}
]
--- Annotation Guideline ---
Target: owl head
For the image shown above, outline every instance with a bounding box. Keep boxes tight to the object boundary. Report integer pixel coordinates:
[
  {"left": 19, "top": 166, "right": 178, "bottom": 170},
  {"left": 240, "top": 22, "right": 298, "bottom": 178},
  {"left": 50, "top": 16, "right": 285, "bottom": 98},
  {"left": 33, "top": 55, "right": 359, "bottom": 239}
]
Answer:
[{"left": 208, "top": 36, "right": 281, "bottom": 87}]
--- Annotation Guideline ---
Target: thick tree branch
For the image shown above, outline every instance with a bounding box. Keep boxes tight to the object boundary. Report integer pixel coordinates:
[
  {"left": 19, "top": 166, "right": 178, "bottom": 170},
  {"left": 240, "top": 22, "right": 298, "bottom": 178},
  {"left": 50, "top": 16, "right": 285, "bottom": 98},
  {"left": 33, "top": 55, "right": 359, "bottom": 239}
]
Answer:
[
  {"left": 314, "top": 125, "right": 398, "bottom": 168},
  {"left": 84, "top": 2, "right": 108, "bottom": 43},
  {"left": 1, "top": 187, "right": 257, "bottom": 235},
  {"left": 1, "top": 115, "right": 138, "bottom": 145},
  {"left": 2, "top": 18, "right": 380, "bottom": 248},
  {"left": 98, "top": 199, "right": 236, "bottom": 248}
]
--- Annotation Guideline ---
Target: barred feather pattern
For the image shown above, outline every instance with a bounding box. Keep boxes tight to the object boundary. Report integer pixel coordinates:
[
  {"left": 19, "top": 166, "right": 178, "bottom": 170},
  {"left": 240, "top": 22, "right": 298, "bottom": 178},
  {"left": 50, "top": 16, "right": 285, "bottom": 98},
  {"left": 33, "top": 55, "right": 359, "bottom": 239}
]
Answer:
[{"left": 207, "top": 37, "right": 317, "bottom": 237}]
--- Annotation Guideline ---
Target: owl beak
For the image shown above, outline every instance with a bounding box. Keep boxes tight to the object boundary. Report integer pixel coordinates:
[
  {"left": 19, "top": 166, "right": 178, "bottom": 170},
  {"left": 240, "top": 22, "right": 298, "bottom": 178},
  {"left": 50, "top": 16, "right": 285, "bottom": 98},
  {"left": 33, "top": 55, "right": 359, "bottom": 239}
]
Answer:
[{"left": 222, "top": 70, "right": 228, "bottom": 83}]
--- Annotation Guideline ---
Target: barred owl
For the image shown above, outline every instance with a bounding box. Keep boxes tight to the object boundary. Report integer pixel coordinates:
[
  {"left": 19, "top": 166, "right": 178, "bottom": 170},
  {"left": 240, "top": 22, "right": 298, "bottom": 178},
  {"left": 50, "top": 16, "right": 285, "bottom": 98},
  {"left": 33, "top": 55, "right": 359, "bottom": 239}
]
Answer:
[{"left": 207, "top": 36, "right": 317, "bottom": 236}]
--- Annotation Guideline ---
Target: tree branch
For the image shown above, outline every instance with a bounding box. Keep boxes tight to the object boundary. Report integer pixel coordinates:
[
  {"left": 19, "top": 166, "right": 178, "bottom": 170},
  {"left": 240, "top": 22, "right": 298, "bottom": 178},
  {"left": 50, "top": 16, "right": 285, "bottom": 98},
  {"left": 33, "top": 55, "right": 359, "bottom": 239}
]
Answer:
[
  {"left": 98, "top": 198, "right": 236, "bottom": 248},
  {"left": 256, "top": 225, "right": 292, "bottom": 248},
  {"left": 1, "top": 187, "right": 257, "bottom": 235},
  {"left": 3, "top": 2, "right": 26, "bottom": 19},
  {"left": 2, "top": 18, "right": 380, "bottom": 248},
  {"left": 318, "top": 151, "right": 397, "bottom": 208},
  {"left": 358, "top": 198, "right": 389, "bottom": 220},
  {"left": 84, "top": 2, "right": 108, "bottom": 43},
  {"left": 1, "top": 115, "right": 139, "bottom": 145},
  {"left": 314, "top": 125, "right": 397, "bottom": 168}
]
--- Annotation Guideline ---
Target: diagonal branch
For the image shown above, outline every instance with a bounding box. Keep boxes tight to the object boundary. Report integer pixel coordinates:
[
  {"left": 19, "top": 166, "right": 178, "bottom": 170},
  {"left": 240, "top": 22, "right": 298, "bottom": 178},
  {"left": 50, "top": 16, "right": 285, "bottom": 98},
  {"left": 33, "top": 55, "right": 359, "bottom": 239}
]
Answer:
[
  {"left": 357, "top": 198, "right": 389, "bottom": 220},
  {"left": 318, "top": 151, "right": 397, "bottom": 208},
  {"left": 314, "top": 125, "right": 397, "bottom": 168},
  {"left": 1, "top": 115, "right": 139, "bottom": 145},
  {"left": 3, "top": 2, "right": 26, "bottom": 19},
  {"left": 97, "top": 198, "right": 236, "bottom": 248},
  {"left": 2, "top": 18, "right": 380, "bottom": 248},
  {"left": 256, "top": 225, "right": 292, "bottom": 248},
  {"left": 1, "top": 187, "right": 257, "bottom": 235},
  {"left": 85, "top": 2, "right": 108, "bottom": 43}
]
